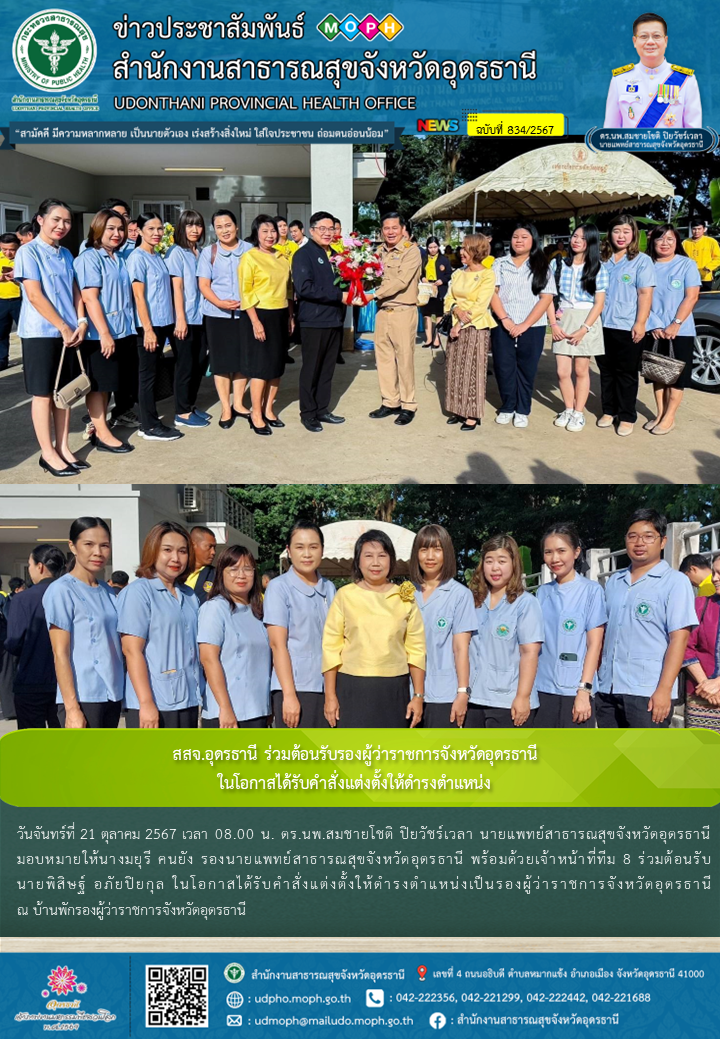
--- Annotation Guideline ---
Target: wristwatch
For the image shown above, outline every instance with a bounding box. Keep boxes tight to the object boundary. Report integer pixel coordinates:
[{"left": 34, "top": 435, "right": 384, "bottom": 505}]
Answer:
[
  {"left": 577, "top": 682, "right": 593, "bottom": 693},
  {"left": 457, "top": 687, "right": 472, "bottom": 696},
  {"left": 672, "top": 318, "right": 682, "bottom": 325}
]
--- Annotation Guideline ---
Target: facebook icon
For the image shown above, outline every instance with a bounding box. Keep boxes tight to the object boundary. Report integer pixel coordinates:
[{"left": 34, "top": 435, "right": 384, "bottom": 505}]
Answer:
[{"left": 430, "top": 1012, "right": 447, "bottom": 1029}]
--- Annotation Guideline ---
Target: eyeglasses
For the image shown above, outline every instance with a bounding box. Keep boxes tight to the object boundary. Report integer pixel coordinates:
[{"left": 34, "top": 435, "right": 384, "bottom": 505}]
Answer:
[
  {"left": 635, "top": 33, "right": 665, "bottom": 42},
  {"left": 626, "top": 533, "right": 660, "bottom": 544},
  {"left": 227, "top": 566, "right": 255, "bottom": 575},
  {"left": 312, "top": 224, "right": 334, "bottom": 234}
]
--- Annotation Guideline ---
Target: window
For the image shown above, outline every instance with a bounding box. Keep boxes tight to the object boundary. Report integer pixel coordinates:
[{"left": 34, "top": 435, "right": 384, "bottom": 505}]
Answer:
[
  {"left": 132, "top": 200, "right": 186, "bottom": 227},
  {"left": 0, "top": 202, "right": 29, "bottom": 234}
]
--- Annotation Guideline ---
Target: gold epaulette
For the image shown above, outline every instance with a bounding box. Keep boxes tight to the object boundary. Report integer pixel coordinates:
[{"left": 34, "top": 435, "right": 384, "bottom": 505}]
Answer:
[
  {"left": 671, "top": 64, "right": 694, "bottom": 76},
  {"left": 612, "top": 63, "right": 635, "bottom": 76}
]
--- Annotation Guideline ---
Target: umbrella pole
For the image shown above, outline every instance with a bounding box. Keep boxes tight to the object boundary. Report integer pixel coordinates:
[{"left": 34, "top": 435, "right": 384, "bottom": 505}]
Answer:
[{"left": 472, "top": 193, "right": 478, "bottom": 234}]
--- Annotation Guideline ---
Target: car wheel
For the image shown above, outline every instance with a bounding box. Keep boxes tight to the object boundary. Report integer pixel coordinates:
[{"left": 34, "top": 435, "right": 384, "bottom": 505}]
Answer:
[{"left": 691, "top": 324, "right": 720, "bottom": 393}]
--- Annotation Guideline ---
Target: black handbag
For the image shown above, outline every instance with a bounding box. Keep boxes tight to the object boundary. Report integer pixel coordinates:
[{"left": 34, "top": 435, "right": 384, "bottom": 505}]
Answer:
[{"left": 436, "top": 312, "right": 453, "bottom": 337}]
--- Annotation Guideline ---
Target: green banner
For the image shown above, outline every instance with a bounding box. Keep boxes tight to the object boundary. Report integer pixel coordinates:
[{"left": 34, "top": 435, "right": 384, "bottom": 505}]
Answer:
[{"left": 2, "top": 729, "right": 719, "bottom": 808}]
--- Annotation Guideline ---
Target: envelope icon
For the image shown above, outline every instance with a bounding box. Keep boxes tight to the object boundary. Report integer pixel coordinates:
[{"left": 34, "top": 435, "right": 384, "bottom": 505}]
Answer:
[{"left": 227, "top": 1014, "right": 243, "bottom": 1026}]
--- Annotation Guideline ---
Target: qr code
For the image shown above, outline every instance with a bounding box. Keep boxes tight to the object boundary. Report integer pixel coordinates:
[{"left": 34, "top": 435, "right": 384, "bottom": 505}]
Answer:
[{"left": 146, "top": 964, "right": 209, "bottom": 1028}]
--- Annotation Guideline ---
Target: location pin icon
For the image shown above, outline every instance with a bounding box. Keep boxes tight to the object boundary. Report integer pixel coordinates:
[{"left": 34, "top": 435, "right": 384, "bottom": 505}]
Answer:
[{"left": 417, "top": 965, "right": 427, "bottom": 980}]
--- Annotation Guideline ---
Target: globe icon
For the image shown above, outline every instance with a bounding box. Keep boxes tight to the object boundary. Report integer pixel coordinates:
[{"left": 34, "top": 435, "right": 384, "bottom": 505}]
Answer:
[{"left": 227, "top": 992, "right": 244, "bottom": 1009}]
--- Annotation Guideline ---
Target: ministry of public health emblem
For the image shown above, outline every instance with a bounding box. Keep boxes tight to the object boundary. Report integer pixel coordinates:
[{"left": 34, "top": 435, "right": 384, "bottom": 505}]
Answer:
[
  {"left": 635, "top": 601, "right": 653, "bottom": 619},
  {"left": 13, "top": 10, "right": 96, "bottom": 92},
  {"left": 496, "top": 624, "right": 510, "bottom": 638},
  {"left": 562, "top": 618, "right": 577, "bottom": 632},
  {"left": 436, "top": 617, "right": 448, "bottom": 629}
]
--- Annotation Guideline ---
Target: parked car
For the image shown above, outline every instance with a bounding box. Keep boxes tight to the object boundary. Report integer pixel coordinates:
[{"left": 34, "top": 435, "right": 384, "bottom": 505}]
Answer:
[{"left": 692, "top": 291, "right": 720, "bottom": 394}]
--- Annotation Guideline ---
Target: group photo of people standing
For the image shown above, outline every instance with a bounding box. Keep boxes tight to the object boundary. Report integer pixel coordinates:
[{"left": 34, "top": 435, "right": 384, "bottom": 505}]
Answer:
[
  {"left": 1, "top": 505, "right": 714, "bottom": 735},
  {"left": 1, "top": 192, "right": 716, "bottom": 479}
]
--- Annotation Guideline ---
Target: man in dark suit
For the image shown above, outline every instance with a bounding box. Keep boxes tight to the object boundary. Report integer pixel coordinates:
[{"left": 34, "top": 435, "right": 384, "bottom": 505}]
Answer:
[{"left": 186, "top": 525, "right": 217, "bottom": 604}]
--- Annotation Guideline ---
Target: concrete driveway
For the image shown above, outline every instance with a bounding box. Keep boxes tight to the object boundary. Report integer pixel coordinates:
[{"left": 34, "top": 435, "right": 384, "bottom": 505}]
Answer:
[{"left": 1, "top": 332, "right": 718, "bottom": 484}]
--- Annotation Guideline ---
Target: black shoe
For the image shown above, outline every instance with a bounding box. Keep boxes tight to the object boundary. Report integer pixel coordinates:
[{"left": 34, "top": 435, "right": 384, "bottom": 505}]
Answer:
[
  {"left": 39, "top": 456, "right": 78, "bottom": 478},
  {"left": 264, "top": 415, "right": 285, "bottom": 428},
  {"left": 301, "top": 419, "right": 323, "bottom": 433},
  {"left": 336, "top": 354, "right": 346, "bottom": 365},
  {"left": 232, "top": 407, "right": 251, "bottom": 421},
  {"left": 460, "top": 421, "right": 478, "bottom": 431},
  {"left": 394, "top": 409, "right": 416, "bottom": 426},
  {"left": 285, "top": 354, "right": 295, "bottom": 364},
  {"left": 218, "top": 413, "right": 236, "bottom": 430},
  {"left": 138, "top": 425, "right": 183, "bottom": 442},
  {"left": 317, "top": 412, "right": 346, "bottom": 424},
  {"left": 422, "top": 341, "right": 433, "bottom": 349},
  {"left": 60, "top": 454, "right": 91, "bottom": 470},
  {"left": 249, "top": 415, "right": 272, "bottom": 436},
  {"left": 90, "top": 434, "right": 135, "bottom": 454},
  {"left": 369, "top": 405, "right": 401, "bottom": 419},
  {"left": 446, "top": 415, "right": 463, "bottom": 425}
]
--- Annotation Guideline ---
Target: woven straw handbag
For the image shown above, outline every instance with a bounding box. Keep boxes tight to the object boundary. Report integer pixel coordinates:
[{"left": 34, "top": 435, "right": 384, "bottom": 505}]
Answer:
[
  {"left": 640, "top": 338, "right": 686, "bottom": 388},
  {"left": 53, "top": 344, "right": 91, "bottom": 409}
]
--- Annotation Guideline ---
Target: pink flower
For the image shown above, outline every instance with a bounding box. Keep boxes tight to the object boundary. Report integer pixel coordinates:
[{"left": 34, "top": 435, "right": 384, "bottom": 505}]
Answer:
[{"left": 48, "top": 966, "right": 78, "bottom": 996}]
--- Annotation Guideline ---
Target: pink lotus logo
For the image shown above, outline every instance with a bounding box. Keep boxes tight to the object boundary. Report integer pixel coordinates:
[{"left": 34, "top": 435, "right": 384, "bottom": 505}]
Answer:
[{"left": 48, "top": 966, "right": 78, "bottom": 996}]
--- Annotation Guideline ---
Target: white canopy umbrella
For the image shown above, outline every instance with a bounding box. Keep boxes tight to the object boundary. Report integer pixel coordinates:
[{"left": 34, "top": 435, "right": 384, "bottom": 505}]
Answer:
[
  {"left": 411, "top": 143, "right": 676, "bottom": 227},
  {"left": 279, "top": 520, "right": 417, "bottom": 577}
]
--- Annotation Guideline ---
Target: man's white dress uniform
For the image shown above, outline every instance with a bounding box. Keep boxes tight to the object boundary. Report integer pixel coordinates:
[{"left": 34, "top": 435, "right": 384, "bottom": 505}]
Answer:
[{"left": 605, "top": 60, "right": 702, "bottom": 128}]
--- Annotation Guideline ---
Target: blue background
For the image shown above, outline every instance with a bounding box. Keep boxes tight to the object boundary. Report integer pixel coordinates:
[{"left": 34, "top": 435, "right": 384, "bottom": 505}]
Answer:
[{"left": 0, "top": 0, "right": 715, "bottom": 133}]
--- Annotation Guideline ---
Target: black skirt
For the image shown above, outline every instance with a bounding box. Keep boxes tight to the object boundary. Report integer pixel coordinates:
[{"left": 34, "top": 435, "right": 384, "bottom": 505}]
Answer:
[
  {"left": 643, "top": 335, "right": 695, "bottom": 391},
  {"left": 272, "top": 689, "right": 329, "bottom": 728},
  {"left": 205, "top": 314, "right": 243, "bottom": 376},
  {"left": 241, "top": 306, "right": 289, "bottom": 380},
  {"left": 80, "top": 337, "right": 124, "bottom": 393},
  {"left": 422, "top": 701, "right": 463, "bottom": 729},
  {"left": 421, "top": 296, "right": 444, "bottom": 318},
  {"left": 535, "top": 691, "right": 595, "bottom": 729},
  {"left": 335, "top": 672, "right": 411, "bottom": 728},
  {"left": 22, "top": 336, "right": 79, "bottom": 397}
]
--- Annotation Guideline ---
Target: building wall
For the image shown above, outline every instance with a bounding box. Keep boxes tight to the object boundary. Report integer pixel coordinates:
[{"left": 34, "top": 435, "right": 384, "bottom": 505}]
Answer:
[{"left": 0, "top": 151, "right": 97, "bottom": 253}]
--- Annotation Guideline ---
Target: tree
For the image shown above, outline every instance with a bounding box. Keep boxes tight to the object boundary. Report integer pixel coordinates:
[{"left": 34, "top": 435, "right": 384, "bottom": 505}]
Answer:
[{"left": 229, "top": 485, "right": 720, "bottom": 575}]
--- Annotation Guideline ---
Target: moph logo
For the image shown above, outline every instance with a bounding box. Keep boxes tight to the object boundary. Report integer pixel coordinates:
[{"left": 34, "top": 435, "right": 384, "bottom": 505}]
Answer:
[
  {"left": 318, "top": 14, "right": 404, "bottom": 41},
  {"left": 13, "top": 10, "right": 97, "bottom": 92}
]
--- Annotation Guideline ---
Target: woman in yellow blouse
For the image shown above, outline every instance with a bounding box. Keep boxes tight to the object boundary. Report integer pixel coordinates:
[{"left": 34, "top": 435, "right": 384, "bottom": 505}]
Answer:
[
  {"left": 443, "top": 234, "right": 497, "bottom": 431},
  {"left": 322, "top": 529, "right": 426, "bottom": 729},
  {"left": 238, "top": 214, "right": 294, "bottom": 436}
]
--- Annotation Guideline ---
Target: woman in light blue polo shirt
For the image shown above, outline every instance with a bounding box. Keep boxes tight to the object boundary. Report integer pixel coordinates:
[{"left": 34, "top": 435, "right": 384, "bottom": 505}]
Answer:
[
  {"left": 643, "top": 224, "right": 702, "bottom": 436},
  {"left": 597, "top": 213, "right": 656, "bottom": 436},
  {"left": 264, "top": 520, "right": 336, "bottom": 728},
  {"left": 14, "top": 197, "right": 89, "bottom": 478},
  {"left": 410, "top": 524, "right": 476, "bottom": 728},
  {"left": 118, "top": 521, "right": 202, "bottom": 728},
  {"left": 74, "top": 208, "right": 136, "bottom": 456},
  {"left": 125, "top": 212, "right": 178, "bottom": 442},
  {"left": 44, "top": 517, "right": 124, "bottom": 728},
  {"left": 165, "top": 210, "right": 211, "bottom": 430},
  {"left": 198, "top": 545, "right": 271, "bottom": 728},
  {"left": 197, "top": 209, "right": 253, "bottom": 429},
  {"left": 467, "top": 534, "right": 544, "bottom": 728},
  {"left": 535, "top": 523, "right": 607, "bottom": 728}
]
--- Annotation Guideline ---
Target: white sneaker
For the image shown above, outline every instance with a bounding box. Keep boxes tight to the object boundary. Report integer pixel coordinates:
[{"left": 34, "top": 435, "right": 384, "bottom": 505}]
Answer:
[
  {"left": 554, "top": 408, "right": 573, "bottom": 428},
  {"left": 567, "top": 410, "right": 586, "bottom": 432},
  {"left": 495, "top": 411, "right": 514, "bottom": 425},
  {"left": 513, "top": 413, "right": 529, "bottom": 428}
]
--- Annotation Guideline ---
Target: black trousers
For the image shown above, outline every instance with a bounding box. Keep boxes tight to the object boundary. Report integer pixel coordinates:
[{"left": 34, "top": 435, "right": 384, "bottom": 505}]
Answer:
[
  {"left": 15, "top": 690, "right": 61, "bottom": 729},
  {"left": 299, "top": 326, "right": 341, "bottom": 421},
  {"left": 596, "top": 327, "right": 646, "bottom": 423},
  {"left": 595, "top": 691, "right": 673, "bottom": 729},
  {"left": 111, "top": 335, "right": 139, "bottom": 416},
  {"left": 202, "top": 715, "right": 269, "bottom": 729},
  {"left": 490, "top": 324, "right": 545, "bottom": 415},
  {"left": 125, "top": 706, "right": 199, "bottom": 728},
  {"left": 172, "top": 323, "right": 208, "bottom": 415},
  {"left": 464, "top": 703, "right": 538, "bottom": 728},
  {"left": 58, "top": 700, "right": 122, "bottom": 728},
  {"left": 0, "top": 297, "right": 21, "bottom": 366},
  {"left": 137, "top": 324, "right": 174, "bottom": 431}
]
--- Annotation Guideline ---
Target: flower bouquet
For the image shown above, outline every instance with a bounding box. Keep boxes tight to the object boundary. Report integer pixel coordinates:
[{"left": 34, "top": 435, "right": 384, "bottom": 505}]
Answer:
[
  {"left": 329, "top": 234, "right": 383, "bottom": 305},
  {"left": 154, "top": 222, "right": 175, "bottom": 258}
]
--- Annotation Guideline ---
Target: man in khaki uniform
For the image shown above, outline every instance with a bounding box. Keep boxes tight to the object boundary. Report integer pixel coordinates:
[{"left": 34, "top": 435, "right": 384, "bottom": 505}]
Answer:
[{"left": 369, "top": 212, "right": 423, "bottom": 426}]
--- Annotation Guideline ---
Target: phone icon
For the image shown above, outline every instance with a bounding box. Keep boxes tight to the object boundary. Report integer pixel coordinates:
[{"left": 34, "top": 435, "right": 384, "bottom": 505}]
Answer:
[{"left": 366, "top": 989, "right": 385, "bottom": 1007}]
